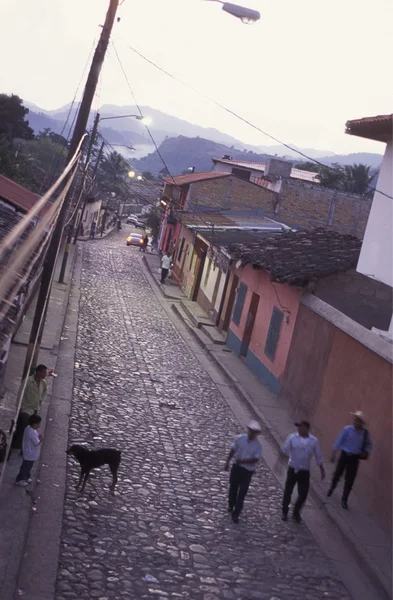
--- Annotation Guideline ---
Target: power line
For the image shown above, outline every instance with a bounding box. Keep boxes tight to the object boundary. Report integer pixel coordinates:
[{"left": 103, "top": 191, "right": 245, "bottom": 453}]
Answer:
[{"left": 125, "top": 44, "right": 392, "bottom": 201}]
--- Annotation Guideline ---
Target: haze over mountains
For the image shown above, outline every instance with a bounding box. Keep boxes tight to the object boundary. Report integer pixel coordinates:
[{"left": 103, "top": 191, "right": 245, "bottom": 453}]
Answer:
[{"left": 25, "top": 101, "right": 383, "bottom": 175}]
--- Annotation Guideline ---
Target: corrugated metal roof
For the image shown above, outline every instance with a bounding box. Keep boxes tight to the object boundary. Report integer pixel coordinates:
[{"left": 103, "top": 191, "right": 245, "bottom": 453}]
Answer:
[
  {"left": 177, "top": 211, "right": 285, "bottom": 230},
  {"left": 163, "top": 172, "right": 230, "bottom": 186},
  {"left": 212, "top": 158, "right": 320, "bottom": 183}
]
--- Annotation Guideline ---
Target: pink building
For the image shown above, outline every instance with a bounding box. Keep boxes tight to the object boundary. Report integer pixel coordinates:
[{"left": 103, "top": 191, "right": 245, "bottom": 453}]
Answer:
[{"left": 225, "top": 229, "right": 363, "bottom": 394}]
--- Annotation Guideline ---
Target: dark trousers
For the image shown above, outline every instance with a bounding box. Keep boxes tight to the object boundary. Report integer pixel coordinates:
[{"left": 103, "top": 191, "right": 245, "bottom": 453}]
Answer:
[
  {"left": 16, "top": 459, "right": 34, "bottom": 482},
  {"left": 11, "top": 412, "right": 31, "bottom": 450},
  {"left": 228, "top": 464, "right": 253, "bottom": 518},
  {"left": 282, "top": 467, "right": 310, "bottom": 517},
  {"left": 161, "top": 268, "right": 169, "bottom": 283},
  {"left": 330, "top": 451, "right": 359, "bottom": 501}
]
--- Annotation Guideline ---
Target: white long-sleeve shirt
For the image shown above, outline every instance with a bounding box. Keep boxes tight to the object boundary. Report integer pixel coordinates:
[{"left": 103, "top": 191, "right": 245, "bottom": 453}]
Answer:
[
  {"left": 22, "top": 426, "right": 41, "bottom": 461},
  {"left": 281, "top": 432, "right": 323, "bottom": 472},
  {"left": 232, "top": 433, "right": 262, "bottom": 472},
  {"left": 161, "top": 255, "right": 171, "bottom": 269}
]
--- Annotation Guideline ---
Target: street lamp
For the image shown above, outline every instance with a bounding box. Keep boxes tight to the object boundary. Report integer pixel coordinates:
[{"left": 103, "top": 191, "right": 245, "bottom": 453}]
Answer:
[
  {"left": 99, "top": 114, "right": 152, "bottom": 125},
  {"left": 208, "top": 0, "right": 260, "bottom": 23},
  {"left": 128, "top": 170, "right": 136, "bottom": 178}
]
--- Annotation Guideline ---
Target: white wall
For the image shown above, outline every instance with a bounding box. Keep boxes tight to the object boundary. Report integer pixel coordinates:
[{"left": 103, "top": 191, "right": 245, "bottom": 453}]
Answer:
[
  {"left": 201, "top": 257, "right": 219, "bottom": 302},
  {"left": 357, "top": 140, "right": 393, "bottom": 288}
]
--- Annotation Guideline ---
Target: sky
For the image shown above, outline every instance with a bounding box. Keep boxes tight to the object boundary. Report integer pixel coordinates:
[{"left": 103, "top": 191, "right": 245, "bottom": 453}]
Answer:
[{"left": 0, "top": 0, "right": 392, "bottom": 155}]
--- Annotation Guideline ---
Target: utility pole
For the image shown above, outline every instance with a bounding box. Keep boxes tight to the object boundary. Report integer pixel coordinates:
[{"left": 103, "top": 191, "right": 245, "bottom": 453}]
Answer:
[
  {"left": 73, "top": 139, "right": 105, "bottom": 245},
  {"left": 59, "top": 112, "right": 100, "bottom": 282},
  {"left": 23, "top": 0, "right": 119, "bottom": 375}
]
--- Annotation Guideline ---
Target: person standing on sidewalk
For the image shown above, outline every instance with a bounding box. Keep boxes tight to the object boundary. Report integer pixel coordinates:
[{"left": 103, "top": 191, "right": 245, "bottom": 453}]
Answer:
[
  {"left": 12, "top": 365, "right": 47, "bottom": 450},
  {"left": 327, "top": 411, "right": 372, "bottom": 510},
  {"left": 15, "top": 414, "right": 43, "bottom": 486},
  {"left": 160, "top": 251, "right": 172, "bottom": 284},
  {"left": 90, "top": 221, "right": 97, "bottom": 240},
  {"left": 281, "top": 421, "right": 325, "bottom": 523},
  {"left": 224, "top": 421, "right": 263, "bottom": 524}
]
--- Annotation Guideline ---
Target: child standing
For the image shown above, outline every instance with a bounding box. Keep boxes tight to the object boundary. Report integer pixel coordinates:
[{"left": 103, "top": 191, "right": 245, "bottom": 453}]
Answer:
[{"left": 15, "top": 414, "right": 43, "bottom": 487}]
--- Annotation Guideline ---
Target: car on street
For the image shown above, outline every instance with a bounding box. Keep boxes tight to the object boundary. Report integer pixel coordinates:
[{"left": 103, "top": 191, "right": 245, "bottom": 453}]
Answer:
[
  {"left": 126, "top": 232, "right": 144, "bottom": 247},
  {"left": 126, "top": 215, "right": 143, "bottom": 228}
]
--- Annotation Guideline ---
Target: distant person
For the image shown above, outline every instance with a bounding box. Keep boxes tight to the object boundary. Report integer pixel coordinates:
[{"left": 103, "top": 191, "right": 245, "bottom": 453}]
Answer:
[
  {"left": 15, "top": 414, "right": 43, "bottom": 487},
  {"left": 90, "top": 221, "right": 96, "bottom": 239},
  {"left": 151, "top": 237, "right": 158, "bottom": 253},
  {"left": 140, "top": 234, "right": 149, "bottom": 253},
  {"left": 117, "top": 219, "right": 122, "bottom": 231},
  {"left": 12, "top": 365, "right": 47, "bottom": 450},
  {"left": 79, "top": 222, "right": 84, "bottom": 237},
  {"left": 160, "top": 251, "right": 172, "bottom": 284},
  {"left": 327, "top": 411, "right": 372, "bottom": 509},
  {"left": 280, "top": 421, "right": 325, "bottom": 523},
  {"left": 224, "top": 421, "right": 263, "bottom": 524}
]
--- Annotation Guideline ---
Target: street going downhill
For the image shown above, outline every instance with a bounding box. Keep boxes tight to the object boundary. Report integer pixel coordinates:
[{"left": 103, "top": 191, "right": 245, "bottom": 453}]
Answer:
[{"left": 55, "top": 232, "right": 351, "bottom": 600}]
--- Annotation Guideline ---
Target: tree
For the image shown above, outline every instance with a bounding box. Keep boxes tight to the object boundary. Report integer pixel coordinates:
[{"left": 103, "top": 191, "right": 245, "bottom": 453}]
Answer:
[
  {"left": 294, "top": 161, "right": 320, "bottom": 173},
  {"left": 342, "top": 163, "right": 373, "bottom": 195},
  {"left": 318, "top": 163, "right": 345, "bottom": 190},
  {"left": 0, "top": 94, "right": 34, "bottom": 142},
  {"left": 146, "top": 205, "right": 163, "bottom": 238},
  {"left": 142, "top": 171, "right": 155, "bottom": 181}
]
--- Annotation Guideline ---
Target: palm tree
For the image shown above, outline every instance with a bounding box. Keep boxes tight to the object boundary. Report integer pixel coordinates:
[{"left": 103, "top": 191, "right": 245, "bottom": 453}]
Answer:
[{"left": 342, "top": 164, "right": 373, "bottom": 195}]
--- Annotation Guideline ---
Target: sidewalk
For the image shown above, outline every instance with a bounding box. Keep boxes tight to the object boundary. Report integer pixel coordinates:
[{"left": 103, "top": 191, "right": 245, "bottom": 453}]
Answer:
[
  {"left": 143, "top": 252, "right": 187, "bottom": 301},
  {"left": 77, "top": 223, "right": 116, "bottom": 241},
  {"left": 142, "top": 258, "right": 392, "bottom": 600},
  {"left": 0, "top": 243, "right": 78, "bottom": 599}
]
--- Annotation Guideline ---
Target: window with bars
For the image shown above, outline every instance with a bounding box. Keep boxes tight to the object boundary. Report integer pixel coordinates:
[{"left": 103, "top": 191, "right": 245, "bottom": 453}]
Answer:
[
  {"left": 177, "top": 237, "right": 185, "bottom": 262},
  {"left": 264, "top": 306, "right": 284, "bottom": 361}
]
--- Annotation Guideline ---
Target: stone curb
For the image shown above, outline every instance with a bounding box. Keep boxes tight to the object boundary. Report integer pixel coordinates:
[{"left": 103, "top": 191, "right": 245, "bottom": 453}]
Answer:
[{"left": 170, "top": 297, "right": 391, "bottom": 600}]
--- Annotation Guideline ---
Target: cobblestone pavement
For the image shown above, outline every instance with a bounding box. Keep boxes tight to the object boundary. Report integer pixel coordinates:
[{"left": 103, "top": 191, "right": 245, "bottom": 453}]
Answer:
[{"left": 56, "top": 233, "right": 351, "bottom": 600}]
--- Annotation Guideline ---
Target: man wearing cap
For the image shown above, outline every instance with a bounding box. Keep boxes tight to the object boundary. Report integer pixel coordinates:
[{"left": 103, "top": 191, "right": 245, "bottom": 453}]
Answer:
[
  {"left": 327, "top": 411, "right": 372, "bottom": 509},
  {"left": 281, "top": 421, "right": 325, "bottom": 523},
  {"left": 224, "top": 421, "right": 263, "bottom": 524}
]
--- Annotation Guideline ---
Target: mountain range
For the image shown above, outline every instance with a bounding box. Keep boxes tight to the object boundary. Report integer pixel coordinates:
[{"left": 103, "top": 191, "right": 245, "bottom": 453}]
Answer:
[{"left": 25, "top": 101, "right": 383, "bottom": 174}]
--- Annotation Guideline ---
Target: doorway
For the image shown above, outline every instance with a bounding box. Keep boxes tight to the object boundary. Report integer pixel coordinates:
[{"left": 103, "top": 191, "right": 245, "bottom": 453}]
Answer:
[
  {"left": 240, "top": 292, "right": 259, "bottom": 357},
  {"left": 222, "top": 274, "right": 239, "bottom": 332}
]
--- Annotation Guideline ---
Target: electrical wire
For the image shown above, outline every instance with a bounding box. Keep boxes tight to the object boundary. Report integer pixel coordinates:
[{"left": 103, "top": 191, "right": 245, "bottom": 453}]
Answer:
[{"left": 125, "top": 44, "right": 392, "bottom": 201}]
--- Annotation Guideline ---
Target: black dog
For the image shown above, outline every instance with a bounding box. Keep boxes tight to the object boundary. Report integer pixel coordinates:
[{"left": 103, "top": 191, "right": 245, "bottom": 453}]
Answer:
[{"left": 66, "top": 444, "right": 121, "bottom": 492}]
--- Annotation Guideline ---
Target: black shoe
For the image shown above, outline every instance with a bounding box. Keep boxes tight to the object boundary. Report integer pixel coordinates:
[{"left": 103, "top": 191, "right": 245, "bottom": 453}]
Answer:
[
  {"left": 228, "top": 506, "right": 234, "bottom": 513},
  {"left": 341, "top": 499, "right": 348, "bottom": 510},
  {"left": 281, "top": 513, "right": 288, "bottom": 522},
  {"left": 327, "top": 488, "right": 334, "bottom": 497},
  {"left": 232, "top": 514, "right": 239, "bottom": 524},
  {"left": 292, "top": 513, "right": 302, "bottom": 524}
]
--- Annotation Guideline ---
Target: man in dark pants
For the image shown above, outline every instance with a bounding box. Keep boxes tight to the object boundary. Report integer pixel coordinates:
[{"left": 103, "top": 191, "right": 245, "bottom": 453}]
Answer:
[
  {"left": 281, "top": 421, "right": 325, "bottom": 523},
  {"left": 224, "top": 421, "right": 262, "bottom": 524},
  {"left": 327, "top": 410, "right": 372, "bottom": 509}
]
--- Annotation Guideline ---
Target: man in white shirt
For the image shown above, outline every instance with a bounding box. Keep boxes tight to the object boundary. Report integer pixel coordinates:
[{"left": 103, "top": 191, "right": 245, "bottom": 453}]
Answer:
[
  {"left": 161, "top": 252, "right": 172, "bottom": 284},
  {"left": 280, "top": 421, "right": 325, "bottom": 523},
  {"left": 224, "top": 420, "right": 263, "bottom": 524}
]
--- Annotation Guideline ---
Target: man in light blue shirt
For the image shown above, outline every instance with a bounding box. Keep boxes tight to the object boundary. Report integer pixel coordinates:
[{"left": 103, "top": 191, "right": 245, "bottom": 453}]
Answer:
[
  {"left": 327, "top": 410, "right": 372, "bottom": 509},
  {"left": 224, "top": 421, "right": 263, "bottom": 524}
]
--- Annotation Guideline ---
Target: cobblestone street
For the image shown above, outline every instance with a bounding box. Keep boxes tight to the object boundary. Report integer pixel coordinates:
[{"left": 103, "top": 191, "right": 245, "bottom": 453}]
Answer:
[{"left": 56, "top": 232, "right": 351, "bottom": 600}]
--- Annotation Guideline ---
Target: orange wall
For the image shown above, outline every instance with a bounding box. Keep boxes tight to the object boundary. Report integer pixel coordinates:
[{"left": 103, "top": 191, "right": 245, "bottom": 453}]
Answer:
[
  {"left": 229, "top": 265, "right": 301, "bottom": 379},
  {"left": 281, "top": 301, "right": 393, "bottom": 532}
]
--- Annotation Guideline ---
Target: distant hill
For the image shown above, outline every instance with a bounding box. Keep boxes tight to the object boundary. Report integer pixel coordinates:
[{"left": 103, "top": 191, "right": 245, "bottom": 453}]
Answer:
[{"left": 24, "top": 101, "right": 383, "bottom": 170}]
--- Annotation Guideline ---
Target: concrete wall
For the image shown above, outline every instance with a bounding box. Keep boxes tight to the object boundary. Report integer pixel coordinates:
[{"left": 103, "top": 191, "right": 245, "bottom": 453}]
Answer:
[
  {"left": 172, "top": 226, "right": 195, "bottom": 296},
  {"left": 315, "top": 269, "right": 393, "bottom": 331},
  {"left": 357, "top": 140, "right": 393, "bottom": 287},
  {"left": 280, "top": 294, "right": 393, "bottom": 532},
  {"left": 227, "top": 265, "right": 301, "bottom": 393}
]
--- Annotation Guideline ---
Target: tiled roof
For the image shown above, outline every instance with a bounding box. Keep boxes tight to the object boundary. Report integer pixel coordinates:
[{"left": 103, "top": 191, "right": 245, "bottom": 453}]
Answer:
[
  {"left": 228, "top": 228, "right": 362, "bottom": 285},
  {"left": 0, "top": 174, "right": 41, "bottom": 213},
  {"left": 212, "top": 158, "right": 320, "bottom": 183},
  {"left": 345, "top": 114, "right": 393, "bottom": 143},
  {"left": 163, "top": 172, "right": 230, "bottom": 186}
]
